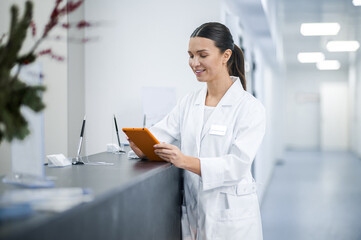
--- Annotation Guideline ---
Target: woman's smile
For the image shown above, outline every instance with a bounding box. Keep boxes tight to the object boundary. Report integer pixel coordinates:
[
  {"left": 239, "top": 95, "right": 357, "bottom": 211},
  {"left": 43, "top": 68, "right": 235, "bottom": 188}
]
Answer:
[{"left": 195, "top": 69, "right": 206, "bottom": 75}]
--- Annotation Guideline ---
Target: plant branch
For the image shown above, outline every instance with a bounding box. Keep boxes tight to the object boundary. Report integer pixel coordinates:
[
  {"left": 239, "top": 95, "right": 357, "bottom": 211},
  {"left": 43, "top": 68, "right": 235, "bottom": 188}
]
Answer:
[{"left": 12, "top": 64, "right": 22, "bottom": 83}]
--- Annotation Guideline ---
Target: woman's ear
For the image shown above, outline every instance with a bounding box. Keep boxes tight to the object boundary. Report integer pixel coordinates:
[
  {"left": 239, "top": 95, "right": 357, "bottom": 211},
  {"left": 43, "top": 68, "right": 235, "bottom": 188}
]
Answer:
[{"left": 223, "top": 49, "right": 232, "bottom": 64}]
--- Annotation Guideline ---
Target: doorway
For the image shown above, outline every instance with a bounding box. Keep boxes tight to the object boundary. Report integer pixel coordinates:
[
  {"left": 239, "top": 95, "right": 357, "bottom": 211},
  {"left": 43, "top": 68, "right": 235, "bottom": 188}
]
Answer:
[{"left": 320, "top": 82, "right": 349, "bottom": 151}]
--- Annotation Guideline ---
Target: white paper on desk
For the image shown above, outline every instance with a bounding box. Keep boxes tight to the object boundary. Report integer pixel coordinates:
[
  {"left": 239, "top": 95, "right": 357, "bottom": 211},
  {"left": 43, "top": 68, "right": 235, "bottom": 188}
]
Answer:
[
  {"left": 10, "top": 63, "right": 44, "bottom": 178},
  {"left": 0, "top": 188, "right": 93, "bottom": 213},
  {"left": 128, "top": 150, "right": 139, "bottom": 159},
  {"left": 141, "top": 87, "right": 177, "bottom": 128}
]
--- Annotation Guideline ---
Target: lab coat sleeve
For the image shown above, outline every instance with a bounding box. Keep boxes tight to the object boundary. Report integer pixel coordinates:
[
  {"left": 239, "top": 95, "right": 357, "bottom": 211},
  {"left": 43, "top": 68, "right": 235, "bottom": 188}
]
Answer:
[
  {"left": 149, "top": 100, "right": 182, "bottom": 144},
  {"left": 200, "top": 102, "right": 266, "bottom": 191}
]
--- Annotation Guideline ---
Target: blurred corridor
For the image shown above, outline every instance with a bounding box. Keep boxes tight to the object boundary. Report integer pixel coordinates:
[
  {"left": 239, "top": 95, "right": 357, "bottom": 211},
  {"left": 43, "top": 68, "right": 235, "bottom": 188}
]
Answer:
[{"left": 261, "top": 151, "right": 361, "bottom": 240}]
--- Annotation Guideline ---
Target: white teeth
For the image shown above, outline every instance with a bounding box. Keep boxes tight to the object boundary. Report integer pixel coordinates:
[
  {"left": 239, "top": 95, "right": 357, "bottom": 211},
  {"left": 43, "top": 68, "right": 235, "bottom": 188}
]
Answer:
[{"left": 195, "top": 70, "right": 205, "bottom": 73}]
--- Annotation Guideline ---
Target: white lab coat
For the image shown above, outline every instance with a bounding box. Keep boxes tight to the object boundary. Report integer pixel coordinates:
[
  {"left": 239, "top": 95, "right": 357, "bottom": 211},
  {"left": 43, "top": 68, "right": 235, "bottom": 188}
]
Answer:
[{"left": 150, "top": 76, "right": 265, "bottom": 240}]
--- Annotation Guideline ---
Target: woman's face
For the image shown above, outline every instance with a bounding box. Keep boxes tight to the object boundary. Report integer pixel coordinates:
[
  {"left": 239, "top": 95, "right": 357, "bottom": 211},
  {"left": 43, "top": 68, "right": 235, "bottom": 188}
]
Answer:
[{"left": 188, "top": 37, "right": 230, "bottom": 83}]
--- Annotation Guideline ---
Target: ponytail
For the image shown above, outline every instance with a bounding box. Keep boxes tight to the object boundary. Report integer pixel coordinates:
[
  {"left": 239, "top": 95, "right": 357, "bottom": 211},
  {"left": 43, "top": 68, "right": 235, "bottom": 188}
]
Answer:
[{"left": 228, "top": 45, "right": 246, "bottom": 91}]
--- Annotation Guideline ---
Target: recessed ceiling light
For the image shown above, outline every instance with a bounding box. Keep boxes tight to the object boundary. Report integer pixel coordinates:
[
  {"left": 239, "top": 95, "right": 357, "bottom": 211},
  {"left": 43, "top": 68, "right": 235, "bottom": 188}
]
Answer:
[
  {"left": 297, "top": 52, "right": 325, "bottom": 63},
  {"left": 316, "top": 60, "right": 341, "bottom": 70},
  {"left": 326, "top": 41, "right": 360, "bottom": 52},
  {"left": 353, "top": 0, "right": 361, "bottom": 6},
  {"left": 300, "top": 23, "right": 340, "bottom": 36}
]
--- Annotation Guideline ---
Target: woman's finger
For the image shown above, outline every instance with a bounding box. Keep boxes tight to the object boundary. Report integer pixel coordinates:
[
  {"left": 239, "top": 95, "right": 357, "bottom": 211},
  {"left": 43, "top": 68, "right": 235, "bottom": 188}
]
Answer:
[
  {"left": 156, "top": 153, "right": 171, "bottom": 162},
  {"left": 154, "top": 143, "right": 174, "bottom": 150},
  {"left": 154, "top": 148, "right": 173, "bottom": 155},
  {"left": 128, "top": 140, "right": 145, "bottom": 158}
]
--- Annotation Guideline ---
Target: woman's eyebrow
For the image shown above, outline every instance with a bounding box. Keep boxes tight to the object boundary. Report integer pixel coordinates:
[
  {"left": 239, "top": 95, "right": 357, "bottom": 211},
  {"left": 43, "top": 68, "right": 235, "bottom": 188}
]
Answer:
[{"left": 188, "top": 49, "right": 208, "bottom": 54}]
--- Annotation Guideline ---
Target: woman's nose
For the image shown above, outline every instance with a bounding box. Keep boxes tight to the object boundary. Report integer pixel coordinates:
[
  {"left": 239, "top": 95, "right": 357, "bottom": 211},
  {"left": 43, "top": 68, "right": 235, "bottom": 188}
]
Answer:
[{"left": 190, "top": 57, "right": 200, "bottom": 68}]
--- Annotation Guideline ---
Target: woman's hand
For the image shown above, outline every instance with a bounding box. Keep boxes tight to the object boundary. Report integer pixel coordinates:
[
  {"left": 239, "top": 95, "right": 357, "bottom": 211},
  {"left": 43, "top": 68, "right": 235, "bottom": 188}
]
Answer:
[
  {"left": 127, "top": 137, "right": 146, "bottom": 159},
  {"left": 154, "top": 142, "right": 201, "bottom": 176},
  {"left": 153, "top": 143, "right": 186, "bottom": 168}
]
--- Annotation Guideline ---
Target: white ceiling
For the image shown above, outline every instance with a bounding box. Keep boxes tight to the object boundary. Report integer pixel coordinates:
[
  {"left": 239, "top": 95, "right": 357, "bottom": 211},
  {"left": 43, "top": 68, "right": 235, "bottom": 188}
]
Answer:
[
  {"left": 278, "top": 0, "right": 361, "bottom": 70},
  {"left": 227, "top": 0, "right": 278, "bottom": 62},
  {"left": 231, "top": 0, "right": 361, "bottom": 71}
]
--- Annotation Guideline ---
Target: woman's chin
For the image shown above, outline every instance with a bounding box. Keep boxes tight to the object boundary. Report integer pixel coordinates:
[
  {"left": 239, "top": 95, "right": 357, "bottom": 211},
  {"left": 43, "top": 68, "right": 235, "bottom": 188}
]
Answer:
[{"left": 196, "top": 76, "right": 207, "bottom": 82}]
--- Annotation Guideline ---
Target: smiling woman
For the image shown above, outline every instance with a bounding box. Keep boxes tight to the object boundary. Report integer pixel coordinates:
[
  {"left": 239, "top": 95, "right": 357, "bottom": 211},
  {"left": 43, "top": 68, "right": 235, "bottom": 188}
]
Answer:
[
  {"left": 130, "top": 22, "right": 265, "bottom": 240},
  {"left": 189, "top": 22, "right": 246, "bottom": 91},
  {"left": 188, "top": 37, "right": 227, "bottom": 84}
]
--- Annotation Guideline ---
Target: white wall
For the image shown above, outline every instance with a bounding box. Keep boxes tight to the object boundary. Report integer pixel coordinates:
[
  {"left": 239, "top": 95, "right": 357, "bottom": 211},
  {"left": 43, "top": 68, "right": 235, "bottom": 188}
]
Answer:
[
  {"left": 357, "top": 54, "right": 361, "bottom": 157},
  {"left": 67, "top": 4, "right": 85, "bottom": 157},
  {"left": 0, "top": 141, "right": 11, "bottom": 175},
  {"left": 253, "top": 47, "right": 285, "bottom": 201},
  {"left": 350, "top": 51, "right": 361, "bottom": 158},
  {"left": 285, "top": 67, "right": 348, "bottom": 150},
  {"left": 348, "top": 54, "right": 357, "bottom": 153},
  {"left": 349, "top": 11, "right": 361, "bottom": 158},
  {"left": 84, "top": 0, "right": 221, "bottom": 155},
  {"left": 0, "top": 0, "right": 69, "bottom": 175},
  {"left": 355, "top": 15, "right": 361, "bottom": 158}
]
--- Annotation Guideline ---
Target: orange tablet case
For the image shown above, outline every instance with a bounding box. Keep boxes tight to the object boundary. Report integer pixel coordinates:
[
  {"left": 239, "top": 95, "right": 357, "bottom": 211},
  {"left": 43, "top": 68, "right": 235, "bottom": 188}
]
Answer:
[{"left": 122, "top": 128, "right": 163, "bottom": 161}]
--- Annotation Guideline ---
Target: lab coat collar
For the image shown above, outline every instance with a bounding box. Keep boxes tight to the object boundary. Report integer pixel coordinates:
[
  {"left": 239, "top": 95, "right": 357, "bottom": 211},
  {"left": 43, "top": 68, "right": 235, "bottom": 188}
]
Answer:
[
  {"left": 194, "top": 76, "right": 246, "bottom": 142},
  {"left": 194, "top": 76, "right": 245, "bottom": 106}
]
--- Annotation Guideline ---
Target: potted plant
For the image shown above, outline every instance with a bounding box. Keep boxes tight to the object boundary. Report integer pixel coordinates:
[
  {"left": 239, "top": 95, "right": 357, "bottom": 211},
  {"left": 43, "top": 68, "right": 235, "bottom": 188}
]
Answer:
[{"left": 0, "top": 0, "right": 88, "bottom": 143}]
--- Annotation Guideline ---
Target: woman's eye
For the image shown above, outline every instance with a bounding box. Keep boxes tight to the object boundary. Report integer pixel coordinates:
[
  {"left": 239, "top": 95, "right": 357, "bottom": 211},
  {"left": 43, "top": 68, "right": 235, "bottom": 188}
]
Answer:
[
  {"left": 200, "top": 55, "right": 207, "bottom": 58},
  {"left": 189, "top": 55, "right": 194, "bottom": 59}
]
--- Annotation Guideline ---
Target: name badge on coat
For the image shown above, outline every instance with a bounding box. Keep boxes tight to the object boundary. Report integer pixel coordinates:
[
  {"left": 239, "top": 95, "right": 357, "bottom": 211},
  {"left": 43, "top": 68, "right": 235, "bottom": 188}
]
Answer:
[{"left": 209, "top": 125, "right": 227, "bottom": 136}]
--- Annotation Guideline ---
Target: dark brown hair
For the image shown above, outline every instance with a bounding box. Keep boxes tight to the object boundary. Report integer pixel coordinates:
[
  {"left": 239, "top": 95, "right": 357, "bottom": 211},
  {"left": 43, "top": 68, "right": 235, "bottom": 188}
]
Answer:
[{"left": 191, "top": 22, "right": 246, "bottom": 90}]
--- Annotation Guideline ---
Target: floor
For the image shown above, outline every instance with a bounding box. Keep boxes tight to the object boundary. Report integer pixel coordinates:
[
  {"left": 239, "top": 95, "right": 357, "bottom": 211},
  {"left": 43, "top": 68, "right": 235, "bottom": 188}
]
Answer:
[{"left": 261, "top": 151, "right": 361, "bottom": 240}]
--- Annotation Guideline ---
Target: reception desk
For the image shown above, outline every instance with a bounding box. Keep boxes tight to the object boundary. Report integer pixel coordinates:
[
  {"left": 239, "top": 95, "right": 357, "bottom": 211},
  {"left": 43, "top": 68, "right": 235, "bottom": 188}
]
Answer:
[{"left": 0, "top": 151, "right": 182, "bottom": 240}]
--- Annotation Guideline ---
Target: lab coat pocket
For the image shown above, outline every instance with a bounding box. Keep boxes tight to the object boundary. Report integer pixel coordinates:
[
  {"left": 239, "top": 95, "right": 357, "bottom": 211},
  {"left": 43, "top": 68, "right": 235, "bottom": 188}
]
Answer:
[
  {"left": 210, "top": 188, "right": 262, "bottom": 240},
  {"left": 214, "top": 191, "right": 258, "bottom": 221}
]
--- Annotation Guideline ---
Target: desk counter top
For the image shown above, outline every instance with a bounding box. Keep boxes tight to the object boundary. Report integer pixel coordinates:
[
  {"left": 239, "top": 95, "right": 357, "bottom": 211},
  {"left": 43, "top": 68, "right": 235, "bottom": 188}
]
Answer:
[{"left": 0, "top": 151, "right": 182, "bottom": 240}]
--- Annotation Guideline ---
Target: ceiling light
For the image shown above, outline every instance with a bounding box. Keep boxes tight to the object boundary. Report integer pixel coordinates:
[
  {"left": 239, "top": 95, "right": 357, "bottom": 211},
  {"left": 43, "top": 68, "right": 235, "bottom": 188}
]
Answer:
[
  {"left": 316, "top": 60, "right": 340, "bottom": 70},
  {"left": 300, "top": 23, "right": 340, "bottom": 36},
  {"left": 326, "top": 41, "right": 360, "bottom": 52},
  {"left": 353, "top": 0, "right": 361, "bottom": 6},
  {"left": 297, "top": 52, "right": 325, "bottom": 63}
]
